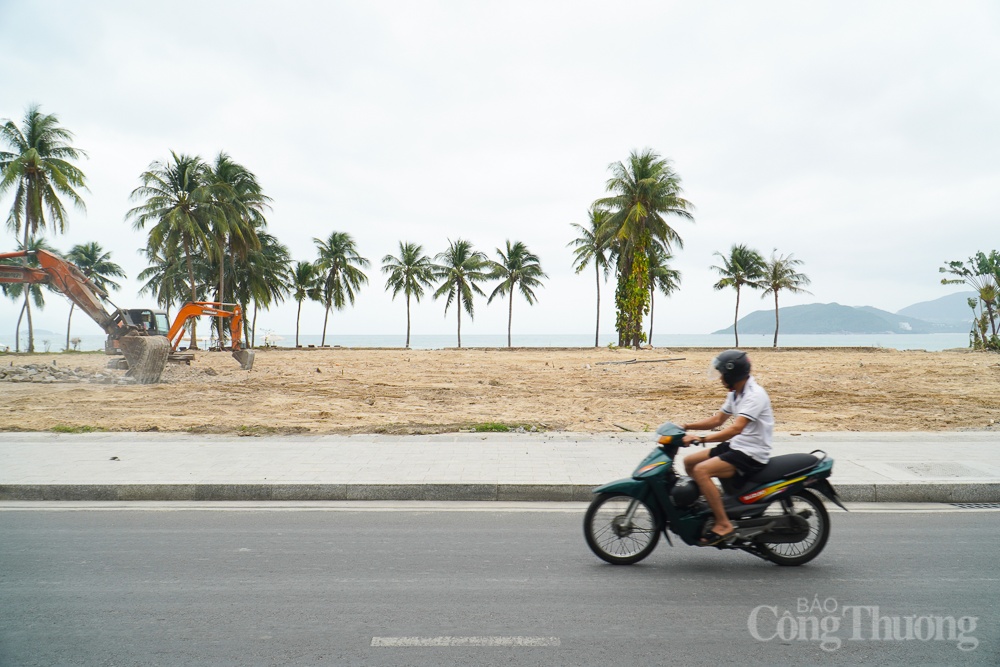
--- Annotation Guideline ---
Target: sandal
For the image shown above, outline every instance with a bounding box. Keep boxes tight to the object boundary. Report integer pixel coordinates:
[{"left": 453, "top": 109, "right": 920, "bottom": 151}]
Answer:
[{"left": 699, "top": 528, "right": 735, "bottom": 546}]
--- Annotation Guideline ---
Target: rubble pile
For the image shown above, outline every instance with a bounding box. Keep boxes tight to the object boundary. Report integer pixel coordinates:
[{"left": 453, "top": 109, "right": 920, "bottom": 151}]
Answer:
[{"left": 0, "top": 363, "right": 136, "bottom": 384}]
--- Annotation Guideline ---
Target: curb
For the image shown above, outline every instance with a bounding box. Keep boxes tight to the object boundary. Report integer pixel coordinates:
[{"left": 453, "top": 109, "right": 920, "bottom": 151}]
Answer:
[{"left": 2, "top": 482, "right": 999, "bottom": 503}]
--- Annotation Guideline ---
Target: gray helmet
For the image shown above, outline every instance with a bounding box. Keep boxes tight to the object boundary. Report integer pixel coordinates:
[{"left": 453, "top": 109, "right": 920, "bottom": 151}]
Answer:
[{"left": 710, "top": 350, "right": 751, "bottom": 389}]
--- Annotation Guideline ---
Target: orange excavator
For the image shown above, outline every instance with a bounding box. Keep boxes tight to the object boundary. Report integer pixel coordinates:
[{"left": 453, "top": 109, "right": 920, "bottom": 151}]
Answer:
[
  {"left": 162, "top": 302, "right": 255, "bottom": 370},
  {"left": 0, "top": 248, "right": 170, "bottom": 383}
]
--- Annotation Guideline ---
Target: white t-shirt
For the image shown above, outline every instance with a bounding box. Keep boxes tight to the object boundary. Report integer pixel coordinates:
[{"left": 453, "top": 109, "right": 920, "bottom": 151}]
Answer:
[{"left": 720, "top": 376, "right": 774, "bottom": 464}]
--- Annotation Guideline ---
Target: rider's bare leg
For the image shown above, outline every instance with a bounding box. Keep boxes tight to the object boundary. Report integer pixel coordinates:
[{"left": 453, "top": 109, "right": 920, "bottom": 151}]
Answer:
[
  {"left": 683, "top": 448, "right": 712, "bottom": 476},
  {"left": 691, "top": 457, "right": 737, "bottom": 537}
]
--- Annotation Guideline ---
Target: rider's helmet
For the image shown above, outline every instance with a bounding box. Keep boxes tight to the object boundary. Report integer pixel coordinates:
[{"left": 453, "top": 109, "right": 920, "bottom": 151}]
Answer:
[{"left": 709, "top": 349, "right": 751, "bottom": 389}]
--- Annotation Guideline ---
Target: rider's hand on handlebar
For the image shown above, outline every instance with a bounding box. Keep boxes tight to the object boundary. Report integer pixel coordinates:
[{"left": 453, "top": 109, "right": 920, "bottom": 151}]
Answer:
[{"left": 682, "top": 434, "right": 704, "bottom": 447}]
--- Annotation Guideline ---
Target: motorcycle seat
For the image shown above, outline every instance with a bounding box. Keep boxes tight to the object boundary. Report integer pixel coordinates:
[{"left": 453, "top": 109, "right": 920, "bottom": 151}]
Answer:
[{"left": 728, "top": 453, "right": 820, "bottom": 493}]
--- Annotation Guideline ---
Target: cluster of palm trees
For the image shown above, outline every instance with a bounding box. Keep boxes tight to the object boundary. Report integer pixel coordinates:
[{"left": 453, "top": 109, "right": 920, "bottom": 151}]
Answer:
[
  {"left": 941, "top": 250, "right": 1000, "bottom": 350},
  {"left": 711, "top": 244, "right": 811, "bottom": 347},
  {"left": 294, "top": 236, "right": 546, "bottom": 348}
]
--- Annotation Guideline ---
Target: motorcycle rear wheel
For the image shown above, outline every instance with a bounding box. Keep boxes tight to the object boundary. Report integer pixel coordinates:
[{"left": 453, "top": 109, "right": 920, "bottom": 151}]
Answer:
[
  {"left": 584, "top": 493, "right": 660, "bottom": 565},
  {"left": 757, "top": 489, "right": 830, "bottom": 566}
]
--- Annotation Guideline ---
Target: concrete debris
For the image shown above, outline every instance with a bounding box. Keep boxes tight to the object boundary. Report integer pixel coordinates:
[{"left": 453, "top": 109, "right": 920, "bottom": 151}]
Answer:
[{"left": 0, "top": 363, "right": 137, "bottom": 385}]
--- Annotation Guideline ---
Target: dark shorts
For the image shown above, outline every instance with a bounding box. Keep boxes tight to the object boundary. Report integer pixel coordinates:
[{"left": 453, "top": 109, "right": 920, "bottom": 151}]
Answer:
[{"left": 709, "top": 442, "right": 766, "bottom": 476}]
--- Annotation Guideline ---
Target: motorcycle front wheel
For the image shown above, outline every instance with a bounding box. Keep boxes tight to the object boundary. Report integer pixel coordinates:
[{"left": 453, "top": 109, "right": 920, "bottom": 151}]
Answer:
[
  {"left": 584, "top": 493, "right": 660, "bottom": 565},
  {"left": 757, "top": 489, "right": 830, "bottom": 566}
]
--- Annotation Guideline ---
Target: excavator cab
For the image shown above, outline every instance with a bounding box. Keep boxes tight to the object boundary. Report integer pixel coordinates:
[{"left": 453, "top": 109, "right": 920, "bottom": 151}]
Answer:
[{"left": 122, "top": 309, "right": 170, "bottom": 336}]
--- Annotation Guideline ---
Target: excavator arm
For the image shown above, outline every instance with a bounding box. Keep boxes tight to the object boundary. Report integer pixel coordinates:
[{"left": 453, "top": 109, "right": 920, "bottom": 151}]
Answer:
[
  {"left": 0, "top": 249, "right": 170, "bottom": 383},
  {"left": 166, "top": 302, "right": 254, "bottom": 370}
]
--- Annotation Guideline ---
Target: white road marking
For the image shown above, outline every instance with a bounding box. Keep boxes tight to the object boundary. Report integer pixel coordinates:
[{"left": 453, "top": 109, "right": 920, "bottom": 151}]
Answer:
[{"left": 371, "top": 636, "right": 561, "bottom": 647}]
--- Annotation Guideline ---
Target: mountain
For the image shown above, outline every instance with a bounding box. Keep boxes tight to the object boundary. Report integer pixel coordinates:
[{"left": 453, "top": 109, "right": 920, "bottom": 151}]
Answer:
[
  {"left": 713, "top": 298, "right": 971, "bottom": 335},
  {"left": 896, "top": 291, "right": 978, "bottom": 326}
]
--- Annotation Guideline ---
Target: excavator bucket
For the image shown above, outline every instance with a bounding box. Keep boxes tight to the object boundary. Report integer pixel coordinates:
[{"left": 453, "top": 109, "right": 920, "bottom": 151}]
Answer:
[
  {"left": 119, "top": 333, "right": 170, "bottom": 384},
  {"left": 232, "top": 349, "right": 255, "bottom": 371}
]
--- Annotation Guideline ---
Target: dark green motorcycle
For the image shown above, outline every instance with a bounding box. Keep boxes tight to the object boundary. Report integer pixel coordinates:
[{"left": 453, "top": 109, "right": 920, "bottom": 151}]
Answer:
[{"left": 584, "top": 423, "right": 847, "bottom": 566}]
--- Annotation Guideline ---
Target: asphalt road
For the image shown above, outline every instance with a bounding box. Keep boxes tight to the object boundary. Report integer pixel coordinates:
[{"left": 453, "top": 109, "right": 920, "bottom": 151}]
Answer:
[{"left": 1, "top": 504, "right": 997, "bottom": 666}]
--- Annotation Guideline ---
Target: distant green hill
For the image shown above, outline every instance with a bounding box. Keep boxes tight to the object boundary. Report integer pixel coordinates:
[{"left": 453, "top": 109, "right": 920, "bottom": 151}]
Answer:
[{"left": 713, "top": 301, "right": 970, "bottom": 335}]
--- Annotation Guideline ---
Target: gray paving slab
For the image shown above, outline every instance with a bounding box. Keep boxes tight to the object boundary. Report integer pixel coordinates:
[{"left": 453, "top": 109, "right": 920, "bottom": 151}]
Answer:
[{"left": 0, "top": 431, "right": 998, "bottom": 502}]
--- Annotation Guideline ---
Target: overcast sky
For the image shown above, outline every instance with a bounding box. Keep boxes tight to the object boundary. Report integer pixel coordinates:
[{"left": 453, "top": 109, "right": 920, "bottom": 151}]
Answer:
[{"left": 2, "top": 1, "right": 997, "bottom": 342}]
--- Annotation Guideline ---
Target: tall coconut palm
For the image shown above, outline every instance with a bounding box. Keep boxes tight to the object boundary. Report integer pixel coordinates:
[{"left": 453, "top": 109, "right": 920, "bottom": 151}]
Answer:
[
  {"left": 711, "top": 244, "right": 766, "bottom": 348},
  {"left": 759, "top": 251, "right": 811, "bottom": 347},
  {"left": 291, "top": 261, "right": 321, "bottom": 347},
  {"left": 382, "top": 241, "right": 435, "bottom": 348},
  {"left": 569, "top": 207, "right": 612, "bottom": 347},
  {"left": 487, "top": 240, "right": 547, "bottom": 348},
  {"left": 127, "top": 152, "right": 226, "bottom": 349},
  {"left": 231, "top": 230, "right": 290, "bottom": 347},
  {"left": 206, "top": 152, "right": 268, "bottom": 344},
  {"left": 136, "top": 246, "right": 209, "bottom": 318},
  {"left": 1, "top": 236, "right": 57, "bottom": 352},
  {"left": 0, "top": 104, "right": 88, "bottom": 352},
  {"left": 593, "top": 149, "right": 693, "bottom": 348},
  {"left": 313, "top": 232, "right": 368, "bottom": 346},
  {"left": 64, "top": 242, "right": 125, "bottom": 351},
  {"left": 647, "top": 241, "right": 681, "bottom": 346},
  {"left": 433, "top": 239, "right": 489, "bottom": 348}
]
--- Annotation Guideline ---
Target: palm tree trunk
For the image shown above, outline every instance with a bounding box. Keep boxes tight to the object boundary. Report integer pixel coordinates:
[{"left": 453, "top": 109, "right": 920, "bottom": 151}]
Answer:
[
  {"left": 22, "top": 225, "right": 34, "bottom": 353},
  {"left": 456, "top": 290, "right": 462, "bottom": 348},
  {"left": 734, "top": 286, "right": 741, "bottom": 348},
  {"left": 15, "top": 300, "right": 26, "bottom": 353},
  {"left": 24, "top": 292, "right": 34, "bottom": 353},
  {"left": 296, "top": 299, "right": 303, "bottom": 347},
  {"left": 648, "top": 286, "right": 654, "bottom": 346},
  {"left": 594, "top": 262, "right": 600, "bottom": 348},
  {"left": 405, "top": 294, "right": 411, "bottom": 348},
  {"left": 218, "top": 258, "right": 226, "bottom": 347},
  {"left": 321, "top": 303, "right": 330, "bottom": 346},
  {"left": 185, "top": 240, "right": 199, "bottom": 349},
  {"left": 772, "top": 291, "right": 780, "bottom": 348},
  {"left": 66, "top": 303, "right": 75, "bottom": 352},
  {"left": 507, "top": 291, "right": 513, "bottom": 348},
  {"left": 249, "top": 303, "right": 256, "bottom": 348}
]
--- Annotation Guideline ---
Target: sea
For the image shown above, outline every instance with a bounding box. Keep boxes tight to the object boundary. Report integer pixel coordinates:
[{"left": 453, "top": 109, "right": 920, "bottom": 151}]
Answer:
[{"left": 0, "top": 331, "right": 973, "bottom": 353}]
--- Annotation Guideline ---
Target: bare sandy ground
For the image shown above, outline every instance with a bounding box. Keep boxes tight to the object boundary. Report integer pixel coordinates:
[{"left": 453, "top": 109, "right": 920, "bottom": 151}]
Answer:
[{"left": 1, "top": 347, "right": 997, "bottom": 434}]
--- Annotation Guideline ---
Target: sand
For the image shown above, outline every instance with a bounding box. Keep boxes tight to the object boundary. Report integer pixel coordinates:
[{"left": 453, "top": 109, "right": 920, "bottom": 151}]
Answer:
[{"left": 1, "top": 347, "right": 997, "bottom": 434}]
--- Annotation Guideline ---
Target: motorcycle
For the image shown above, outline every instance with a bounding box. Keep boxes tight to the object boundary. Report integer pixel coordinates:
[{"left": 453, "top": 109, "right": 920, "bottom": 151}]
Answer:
[{"left": 583, "top": 422, "right": 847, "bottom": 566}]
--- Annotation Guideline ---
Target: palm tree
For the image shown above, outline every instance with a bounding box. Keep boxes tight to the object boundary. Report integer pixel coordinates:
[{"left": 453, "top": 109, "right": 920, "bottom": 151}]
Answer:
[
  {"left": 433, "top": 239, "right": 489, "bottom": 348},
  {"left": 0, "top": 104, "right": 88, "bottom": 352},
  {"left": 291, "top": 261, "right": 321, "bottom": 347},
  {"left": 231, "top": 230, "right": 290, "bottom": 347},
  {"left": 136, "top": 246, "right": 209, "bottom": 318},
  {"left": 127, "top": 152, "right": 226, "bottom": 349},
  {"left": 569, "top": 207, "right": 612, "bottom": 347},
  {"left": 1, "top": 236, "right": 57, "bottom": 352},
  {"left": 64, "top": 242, "right": 125, "bottom": 351},
  {"left": 647, "top": 241, "right": 681, "bottom": 346},
  {"left": 313, "top": 232, "right": 368, "bottom": 346},
  {"left": 711, "top": 244, "right": 766, "bottom": 348},
  {"left": 759, "top": 251, "right": 811, "bottom": 347},
  {"left": 382, "top": 242, "right": 435, "bottom": 348},
  {"left": 206, "top": 152, "right": 268, "bottom": 344},
  {"left": 593, "top": 149, "right": 693, "bottom": 348},
  {"left": 487, "top": 240, "right": 547, "bottom": 348}
]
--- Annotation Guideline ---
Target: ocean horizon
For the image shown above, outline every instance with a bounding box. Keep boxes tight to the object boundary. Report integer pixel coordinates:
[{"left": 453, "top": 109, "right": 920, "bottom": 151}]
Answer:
[{"left": 0, "top": 331, "right": 973, "bottom": 353}]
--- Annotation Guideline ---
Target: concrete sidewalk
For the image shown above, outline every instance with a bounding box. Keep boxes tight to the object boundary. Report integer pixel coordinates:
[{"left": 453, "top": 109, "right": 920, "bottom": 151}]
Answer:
[{"left": 1, "top": 431, "right": 999, "bottom": 503}]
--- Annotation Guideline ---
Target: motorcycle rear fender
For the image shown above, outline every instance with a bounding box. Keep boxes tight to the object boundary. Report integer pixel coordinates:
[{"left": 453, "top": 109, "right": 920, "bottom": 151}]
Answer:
[{"left": 806, "top": 478, "right": 849, "bottom": 511}]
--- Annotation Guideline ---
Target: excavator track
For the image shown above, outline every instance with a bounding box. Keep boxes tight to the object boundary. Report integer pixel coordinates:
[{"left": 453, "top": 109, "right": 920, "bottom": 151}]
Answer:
[{"left": 119, "top": 333, "right": 170, "bottom": 384}]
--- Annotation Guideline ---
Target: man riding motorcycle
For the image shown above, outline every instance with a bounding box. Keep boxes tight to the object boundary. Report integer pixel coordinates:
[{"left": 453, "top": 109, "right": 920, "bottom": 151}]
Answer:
[{"left": 680, "top": 350, "right": 774, "bottom": 545}]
